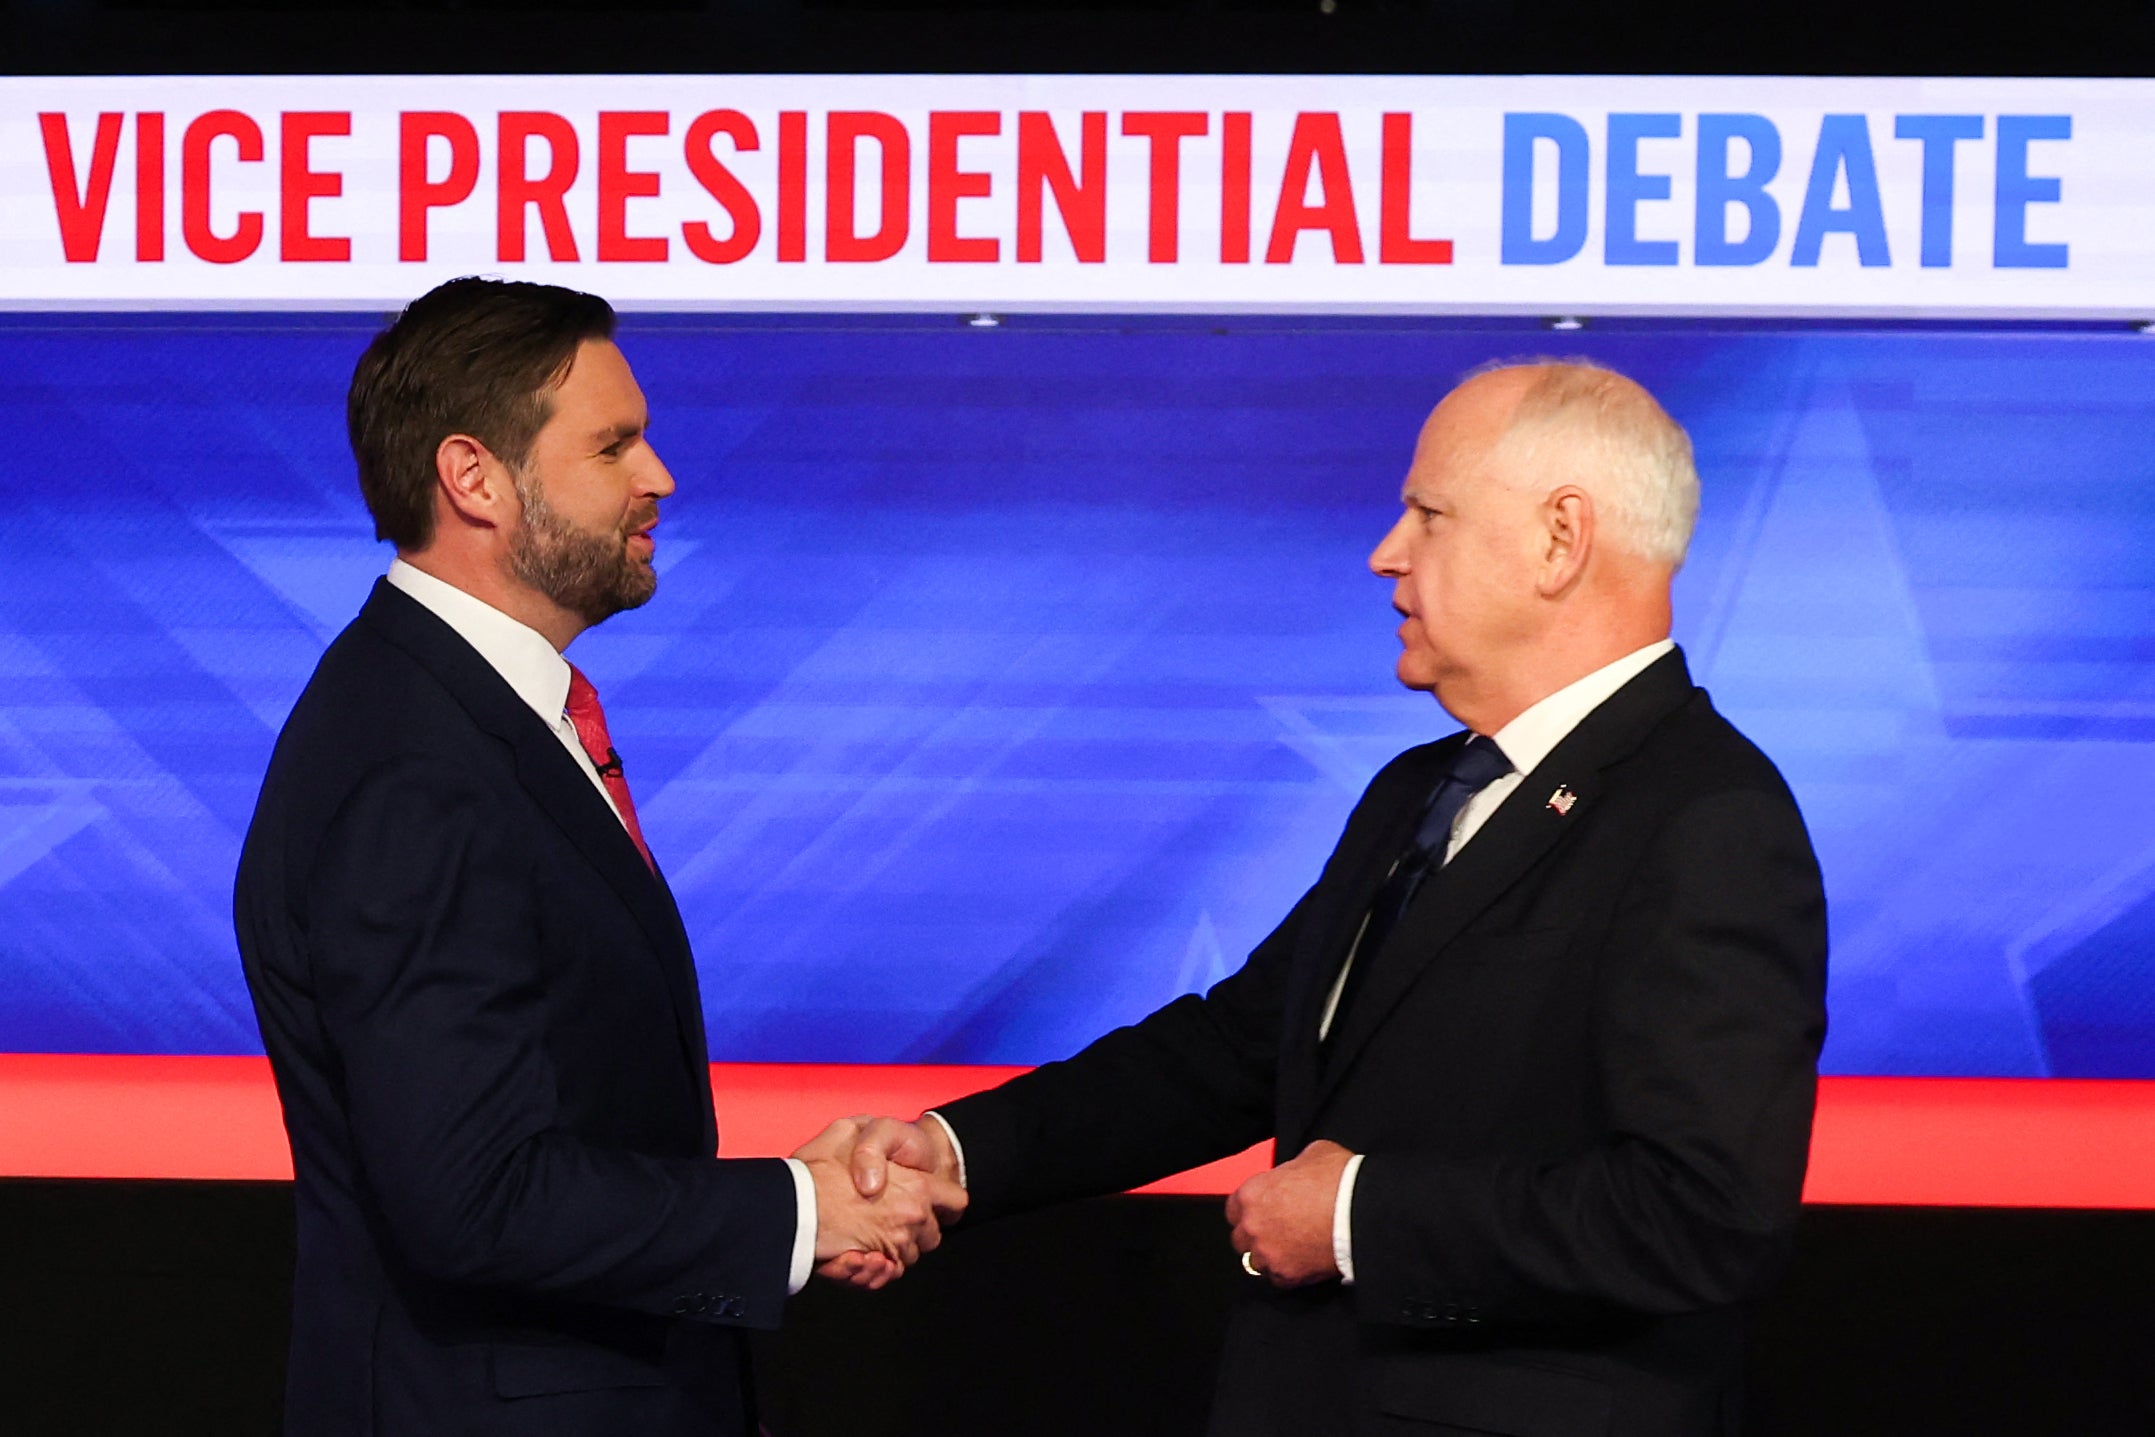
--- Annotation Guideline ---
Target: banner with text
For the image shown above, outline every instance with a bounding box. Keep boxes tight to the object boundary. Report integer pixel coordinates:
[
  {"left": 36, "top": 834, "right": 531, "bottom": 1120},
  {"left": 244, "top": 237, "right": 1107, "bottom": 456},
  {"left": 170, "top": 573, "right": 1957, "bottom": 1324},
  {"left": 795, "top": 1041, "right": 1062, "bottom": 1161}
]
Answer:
[{"left": 3, "top": 74, "right": 2148, "bottom": 315}]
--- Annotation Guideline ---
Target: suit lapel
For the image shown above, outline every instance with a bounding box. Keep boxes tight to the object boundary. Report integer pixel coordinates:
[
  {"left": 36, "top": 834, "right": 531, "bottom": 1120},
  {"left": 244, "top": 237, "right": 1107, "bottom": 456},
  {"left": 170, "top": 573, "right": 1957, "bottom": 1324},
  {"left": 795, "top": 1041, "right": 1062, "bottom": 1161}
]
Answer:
[
  {"left": 505, "top": 729, "right": 712, "bottom": 1075},
  {"left": 361, "top": 581, "right": 712, "bottom": 1097},
  {"left": 1278, "top": 737, "right": 1466, "bottom": 1076},
  {"left": 1310, "top": 650, "right": 1698, "bottom": 1109},
  {"left": 1272, "top": 738, "right": 1464, "bottom": 1149}
]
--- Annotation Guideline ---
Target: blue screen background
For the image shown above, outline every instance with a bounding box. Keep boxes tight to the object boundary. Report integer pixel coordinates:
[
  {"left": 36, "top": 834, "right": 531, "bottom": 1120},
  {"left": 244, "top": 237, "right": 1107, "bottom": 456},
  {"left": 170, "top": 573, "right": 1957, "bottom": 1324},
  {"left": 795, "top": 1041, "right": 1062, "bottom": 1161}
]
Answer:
[{"left": 2, "top": 311, "right": 2149, "bottom": 1077}]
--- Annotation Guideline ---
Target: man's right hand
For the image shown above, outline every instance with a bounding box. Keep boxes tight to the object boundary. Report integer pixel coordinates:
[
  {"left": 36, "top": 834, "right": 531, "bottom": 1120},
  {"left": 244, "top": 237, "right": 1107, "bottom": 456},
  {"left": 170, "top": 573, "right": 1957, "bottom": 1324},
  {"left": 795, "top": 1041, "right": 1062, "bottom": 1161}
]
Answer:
[
  {"left": 845, "top": 1114, "right": 961, "bottom": 1199},
  {"left": 793, "top": 1118, "right": 965, "bottom": 1291}
]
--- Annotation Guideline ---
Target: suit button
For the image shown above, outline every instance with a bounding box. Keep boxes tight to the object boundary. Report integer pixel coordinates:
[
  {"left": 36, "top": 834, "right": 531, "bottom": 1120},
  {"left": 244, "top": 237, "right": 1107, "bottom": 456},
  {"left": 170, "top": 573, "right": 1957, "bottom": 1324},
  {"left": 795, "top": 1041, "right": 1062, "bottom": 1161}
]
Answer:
[
  {"left": 672, "top": 1295, "right": 692, "bottom": 1315},
  {"left": 693, "top": 1293, "right": 712, "bottom": 1314},
  {"left": 723, "top": 1296, "right": 745, "bottom": 1317}
]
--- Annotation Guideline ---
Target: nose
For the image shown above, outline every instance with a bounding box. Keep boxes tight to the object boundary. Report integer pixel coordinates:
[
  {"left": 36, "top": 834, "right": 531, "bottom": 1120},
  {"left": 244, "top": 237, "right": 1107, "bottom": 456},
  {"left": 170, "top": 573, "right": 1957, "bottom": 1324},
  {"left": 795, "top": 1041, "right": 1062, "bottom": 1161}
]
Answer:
[
  {"left": 638, "top": 443, "right": 677, "bottom": 501},
  {"left": 1369, "top": 511, "right": 1411, "bottom": 578}
]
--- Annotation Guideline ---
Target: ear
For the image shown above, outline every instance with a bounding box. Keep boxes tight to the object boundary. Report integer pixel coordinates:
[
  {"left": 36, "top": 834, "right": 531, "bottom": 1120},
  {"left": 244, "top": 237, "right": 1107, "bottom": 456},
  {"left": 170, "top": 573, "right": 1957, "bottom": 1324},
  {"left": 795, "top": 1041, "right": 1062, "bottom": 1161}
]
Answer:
[
  {"left": 432, "top": 433, "right": 516, "bottom": 532},
  {"left": 1537, "top": 486, "right": 1593, "bottom": 598}
]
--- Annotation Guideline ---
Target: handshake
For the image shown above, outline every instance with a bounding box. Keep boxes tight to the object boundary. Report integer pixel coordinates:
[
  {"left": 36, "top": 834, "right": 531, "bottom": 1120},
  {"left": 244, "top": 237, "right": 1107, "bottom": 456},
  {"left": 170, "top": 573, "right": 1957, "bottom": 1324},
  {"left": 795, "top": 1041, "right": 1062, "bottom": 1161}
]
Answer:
[
  {"left": 789, "top": 1114, "right": 1358, "bottom": 1292},
  {"left": 791, "top": 1115, "right": 967, "bottom": 1290}
]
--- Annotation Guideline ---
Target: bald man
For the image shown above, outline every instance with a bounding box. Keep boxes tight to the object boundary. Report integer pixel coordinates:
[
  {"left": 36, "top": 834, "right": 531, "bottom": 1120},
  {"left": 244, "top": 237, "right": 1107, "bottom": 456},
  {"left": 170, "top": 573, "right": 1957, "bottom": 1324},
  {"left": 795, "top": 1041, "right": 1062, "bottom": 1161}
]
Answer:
[{"left": 840, "top": 361, "right": 1828, "bottom": 1436}]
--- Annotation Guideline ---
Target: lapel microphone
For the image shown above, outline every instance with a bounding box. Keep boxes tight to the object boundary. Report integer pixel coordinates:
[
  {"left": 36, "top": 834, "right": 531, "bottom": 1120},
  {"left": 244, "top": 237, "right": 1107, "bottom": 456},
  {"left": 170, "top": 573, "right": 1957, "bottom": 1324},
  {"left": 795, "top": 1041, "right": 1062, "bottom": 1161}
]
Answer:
[{"left": 595, "top": 748, "right": 625, "bottom": 779}]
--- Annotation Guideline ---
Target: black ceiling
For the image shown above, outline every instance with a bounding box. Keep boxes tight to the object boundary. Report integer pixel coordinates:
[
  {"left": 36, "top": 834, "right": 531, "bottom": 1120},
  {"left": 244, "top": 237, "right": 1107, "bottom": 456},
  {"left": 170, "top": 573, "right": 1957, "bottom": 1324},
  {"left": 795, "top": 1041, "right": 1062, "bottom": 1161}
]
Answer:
[{"left": 2, "top": 0, "right": 2151, "bottom": 77}]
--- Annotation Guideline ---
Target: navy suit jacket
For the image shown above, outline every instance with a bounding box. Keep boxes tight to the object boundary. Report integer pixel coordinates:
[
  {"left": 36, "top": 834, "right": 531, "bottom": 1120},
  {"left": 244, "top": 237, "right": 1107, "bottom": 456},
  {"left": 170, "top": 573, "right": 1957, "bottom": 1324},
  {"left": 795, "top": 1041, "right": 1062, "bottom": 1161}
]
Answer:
[
  {"left": 235, "top": 580, "right": 796, "bottom": 1437},
  {"left": 939, "top": 649, "right": 1829, "bottom": 1437}
]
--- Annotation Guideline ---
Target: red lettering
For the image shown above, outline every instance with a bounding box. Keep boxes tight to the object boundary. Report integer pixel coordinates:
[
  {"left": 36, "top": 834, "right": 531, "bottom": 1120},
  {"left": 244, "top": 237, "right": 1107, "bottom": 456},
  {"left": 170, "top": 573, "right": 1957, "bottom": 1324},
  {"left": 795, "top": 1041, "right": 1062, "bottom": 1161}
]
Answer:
[
  {"left": 1379, "top": 114, "right": 1452, "bottom": 265},
  {"left": 136, "top": 112, "right": 164, "bottom": 261},
  {"left": 37, "top": 112, "right": 122, "bottom": 263},
  {"left": 928, "top": 111, "right": 999, "bottom": 263},
  {"left": 827, "top": 112, "right": 909, "bottom": 263},
  {"left": 182, "top": 109, "right": 265, "bottom": 265},
  {"left": 398, "top": 112, "right": 478, "bottom": 262},
  {"left": 598, "top": 111, "right": 669, "bottom": 263},
  {"left": 1220, "top": 112, "right": 1251, "bottom": 265},
  {"left": 498, "top": 112, "right": 580, "bottom": 263},
  {"left": 1120, "top": 112, "right": 1206, "bottom": 263},
  {"left": 1016, "top": 112, "right": 1105, "bottom": 264},
  {"left": 683, "top": 110, "right": 761, "bottom": 265},
  {"left": 777, "top": 111, "right": 806, "bottom": 263},
  {"left": 280, "top": 112, "right": 350, "bottom": 262},
  {"left": 1265, "top": 112, "right": 1363, "bottom": 265}
]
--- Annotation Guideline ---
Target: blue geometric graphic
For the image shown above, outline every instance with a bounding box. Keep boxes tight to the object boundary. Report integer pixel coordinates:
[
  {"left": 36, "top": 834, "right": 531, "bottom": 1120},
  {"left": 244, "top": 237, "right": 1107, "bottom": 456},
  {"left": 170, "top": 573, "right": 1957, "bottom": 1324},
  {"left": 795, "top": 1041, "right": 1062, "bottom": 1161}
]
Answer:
[{"left": 0, "top": 313, "right": 2150, "bottom": 1076}]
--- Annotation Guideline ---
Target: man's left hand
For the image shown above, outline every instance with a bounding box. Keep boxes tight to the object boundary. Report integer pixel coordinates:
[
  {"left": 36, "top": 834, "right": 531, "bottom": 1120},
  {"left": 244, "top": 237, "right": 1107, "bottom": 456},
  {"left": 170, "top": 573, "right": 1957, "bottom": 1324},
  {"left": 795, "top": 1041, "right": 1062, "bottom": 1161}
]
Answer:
[{"left": 1226, "top": 1138, "right": 1355, "bottom": 1287}]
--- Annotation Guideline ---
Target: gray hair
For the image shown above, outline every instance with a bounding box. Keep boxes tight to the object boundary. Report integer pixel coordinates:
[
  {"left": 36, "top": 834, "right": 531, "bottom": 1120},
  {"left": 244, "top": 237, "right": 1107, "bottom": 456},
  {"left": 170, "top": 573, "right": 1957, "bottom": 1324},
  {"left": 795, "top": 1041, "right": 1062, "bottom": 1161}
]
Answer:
[{"left": 1465, "top": 358, "right": 1700, "bottom": 569}]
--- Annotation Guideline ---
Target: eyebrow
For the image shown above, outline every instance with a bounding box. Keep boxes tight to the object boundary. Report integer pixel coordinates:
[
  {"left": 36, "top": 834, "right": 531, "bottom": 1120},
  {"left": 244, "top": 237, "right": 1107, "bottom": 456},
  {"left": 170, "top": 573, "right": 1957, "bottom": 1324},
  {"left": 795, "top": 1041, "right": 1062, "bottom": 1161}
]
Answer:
[{"left": 592, "top": 420, "right": 646, "bottom": 449}]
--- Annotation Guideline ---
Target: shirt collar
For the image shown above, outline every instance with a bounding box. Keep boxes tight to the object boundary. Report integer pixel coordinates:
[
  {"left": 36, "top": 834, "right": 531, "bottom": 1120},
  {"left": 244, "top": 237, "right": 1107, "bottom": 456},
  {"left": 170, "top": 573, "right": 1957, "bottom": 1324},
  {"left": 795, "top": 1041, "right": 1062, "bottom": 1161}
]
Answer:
[
  {"left": 386, "top": 559, "right": 573, "bottom": 729},
  {"left": 1485, "top": 639, "right": 1676, "bottom": 778}
]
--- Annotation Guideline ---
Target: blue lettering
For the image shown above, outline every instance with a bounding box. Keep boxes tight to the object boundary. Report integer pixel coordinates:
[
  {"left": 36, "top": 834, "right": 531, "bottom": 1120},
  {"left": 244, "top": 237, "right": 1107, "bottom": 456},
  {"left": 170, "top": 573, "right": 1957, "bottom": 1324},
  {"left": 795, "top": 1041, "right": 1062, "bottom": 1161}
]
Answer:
[
  {"left": 1695, "top": 114, "right": 1781, "bottom": 266},
  {"left": 1894, "top": 115, "right": 1983, "bottom": 267},
  {"left": 1995, "top": 115, "right": 2070, "bottom": 269},
  {"left": 1501, "top": 113, "right": 1589, "bottom": 265},
  {"left": 1606, "top": 113, "right": 1681, "bottom": 265},
  {"left": 1792, "top": 115, "right": 1891, "bottom": 268}
]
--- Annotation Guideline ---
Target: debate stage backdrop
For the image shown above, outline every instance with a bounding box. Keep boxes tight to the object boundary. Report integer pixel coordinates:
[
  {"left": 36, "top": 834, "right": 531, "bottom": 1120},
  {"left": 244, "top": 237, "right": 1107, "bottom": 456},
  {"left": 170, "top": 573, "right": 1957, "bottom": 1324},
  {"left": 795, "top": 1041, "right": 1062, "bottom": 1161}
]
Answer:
[{"left": 1, "top": 311, "right": 2149, "bottom": 1080}]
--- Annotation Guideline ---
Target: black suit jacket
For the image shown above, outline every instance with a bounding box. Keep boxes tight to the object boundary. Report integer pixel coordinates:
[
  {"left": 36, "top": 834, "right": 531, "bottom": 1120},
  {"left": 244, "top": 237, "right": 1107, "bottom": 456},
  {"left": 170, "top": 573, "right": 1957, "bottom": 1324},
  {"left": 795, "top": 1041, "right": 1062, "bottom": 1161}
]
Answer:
[
  {"left": 235, "top": 580, "right": 796, "bottom": 1437},
  {"left": 938, "top": 649, "right": 1828, "bottom": 1437}
]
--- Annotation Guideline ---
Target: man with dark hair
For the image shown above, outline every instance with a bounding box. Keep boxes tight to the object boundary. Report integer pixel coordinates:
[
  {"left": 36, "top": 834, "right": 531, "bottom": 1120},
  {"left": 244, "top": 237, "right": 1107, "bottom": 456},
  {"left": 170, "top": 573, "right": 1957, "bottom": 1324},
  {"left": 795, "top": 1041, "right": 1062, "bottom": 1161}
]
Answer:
[
  {"left": 345, "top": 277, "right": 622, "bottom": 554},
  {"left": 235, "top": 277, "right": 959, "bottom": 1436}
]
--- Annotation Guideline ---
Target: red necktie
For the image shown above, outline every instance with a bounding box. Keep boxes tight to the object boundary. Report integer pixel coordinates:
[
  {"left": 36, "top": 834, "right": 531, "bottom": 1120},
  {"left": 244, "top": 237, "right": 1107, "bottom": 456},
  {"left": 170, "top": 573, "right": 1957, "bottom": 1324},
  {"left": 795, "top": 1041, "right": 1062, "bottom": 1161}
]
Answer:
[{"left": 564, "top": 665, "right": 655, "bottom": 872}]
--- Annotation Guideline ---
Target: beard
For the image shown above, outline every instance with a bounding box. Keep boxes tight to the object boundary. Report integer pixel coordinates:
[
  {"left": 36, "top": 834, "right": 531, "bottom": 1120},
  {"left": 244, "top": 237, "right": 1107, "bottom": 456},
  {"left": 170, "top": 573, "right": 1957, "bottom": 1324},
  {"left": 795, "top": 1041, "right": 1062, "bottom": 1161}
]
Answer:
[{"left": 508, "top": 470, "right": 658, "bottom": 626}]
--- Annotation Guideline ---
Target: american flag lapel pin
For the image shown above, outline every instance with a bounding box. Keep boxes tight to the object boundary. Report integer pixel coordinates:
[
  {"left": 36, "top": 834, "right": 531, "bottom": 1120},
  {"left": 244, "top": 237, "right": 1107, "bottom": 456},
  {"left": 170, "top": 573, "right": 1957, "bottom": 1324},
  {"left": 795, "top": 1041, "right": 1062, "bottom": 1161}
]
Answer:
[{"left": 1547, "top": 785, "right": 1578, "bottom": 816}]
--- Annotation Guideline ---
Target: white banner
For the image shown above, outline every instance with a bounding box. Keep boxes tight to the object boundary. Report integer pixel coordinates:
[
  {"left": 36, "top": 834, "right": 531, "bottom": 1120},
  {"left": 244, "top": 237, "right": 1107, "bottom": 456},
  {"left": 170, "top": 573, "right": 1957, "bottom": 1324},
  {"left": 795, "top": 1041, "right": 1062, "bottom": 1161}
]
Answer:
[{"left": 2, "top": 74, "right": 2147, "bottom": 316}]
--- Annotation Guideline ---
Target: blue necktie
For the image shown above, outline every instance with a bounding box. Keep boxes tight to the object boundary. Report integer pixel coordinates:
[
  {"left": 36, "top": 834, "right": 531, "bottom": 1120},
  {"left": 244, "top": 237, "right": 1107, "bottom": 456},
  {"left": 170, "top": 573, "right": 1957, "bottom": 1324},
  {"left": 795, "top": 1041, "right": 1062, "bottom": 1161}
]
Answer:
[{"left": 1326, "top": 735, "right": 1514, "bottom": 1043}]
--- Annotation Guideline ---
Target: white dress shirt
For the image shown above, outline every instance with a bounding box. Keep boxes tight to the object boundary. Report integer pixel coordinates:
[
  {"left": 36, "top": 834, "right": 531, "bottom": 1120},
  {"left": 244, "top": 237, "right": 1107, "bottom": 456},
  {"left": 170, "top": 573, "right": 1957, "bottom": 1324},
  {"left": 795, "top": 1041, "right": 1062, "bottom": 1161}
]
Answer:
[
  {"left": 385, "top": 560, "right": 820, "bottom": 1294},
  {"left": 1325, "top": 639, "right": 1676, "bottom": 1282}
]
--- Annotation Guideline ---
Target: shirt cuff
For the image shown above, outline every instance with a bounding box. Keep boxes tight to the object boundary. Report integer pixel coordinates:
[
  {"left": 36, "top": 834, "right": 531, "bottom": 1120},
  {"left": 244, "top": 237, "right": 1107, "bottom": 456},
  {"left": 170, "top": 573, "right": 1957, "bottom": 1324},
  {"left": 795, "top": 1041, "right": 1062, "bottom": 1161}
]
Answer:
[
  {"left": 1332, "top": 1152, "right": 1365, "bottom": 1286},
  {"left": 782, "top": 1157, "right": 817, "bottom": 1295},
  {"left": 922, "top": 1110, "right": 968, "bottom": 1189}
]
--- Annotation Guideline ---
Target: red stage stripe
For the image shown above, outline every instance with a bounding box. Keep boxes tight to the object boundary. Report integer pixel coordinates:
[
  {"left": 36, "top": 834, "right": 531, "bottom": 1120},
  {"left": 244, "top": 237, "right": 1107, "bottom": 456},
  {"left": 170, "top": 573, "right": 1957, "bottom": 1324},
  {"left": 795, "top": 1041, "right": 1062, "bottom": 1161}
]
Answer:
[
  {"left": 1798, "top": 1075, "right": 2155, "bottom": 1208},
  {"left": 1, "top": 1057, "right": 2151, "bottom": 1208},
  {"left": 0, "top": 1054, "right": 294, "bottom": 1183}
]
